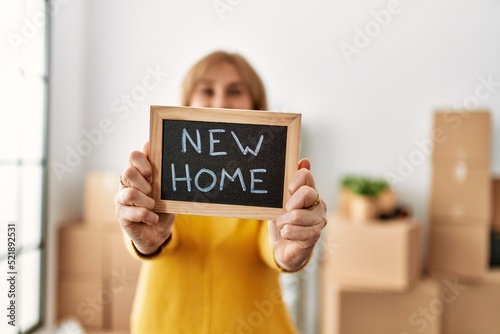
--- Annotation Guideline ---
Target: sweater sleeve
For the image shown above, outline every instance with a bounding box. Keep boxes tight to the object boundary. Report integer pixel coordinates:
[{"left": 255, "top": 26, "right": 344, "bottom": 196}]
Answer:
[{"left": 123, "top": 223, "right": 179, "bottom": 261}]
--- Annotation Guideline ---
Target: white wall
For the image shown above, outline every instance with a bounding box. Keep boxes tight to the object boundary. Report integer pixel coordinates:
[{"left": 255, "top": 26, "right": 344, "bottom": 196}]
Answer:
[
  {"left": 47, "top": 0, "right": 88, "bottom": 326},
  {"left": 48, "top": 0, "right": 500, "bottom": 331},
  {"left": 80, "top": 0, "right": 500, "bottom": 215}
]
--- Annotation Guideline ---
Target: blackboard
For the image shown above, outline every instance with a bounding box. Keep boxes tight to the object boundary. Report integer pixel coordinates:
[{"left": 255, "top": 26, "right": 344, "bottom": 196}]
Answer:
[{"left": 150, "top": 106, "right": 301, "bottom": 220}]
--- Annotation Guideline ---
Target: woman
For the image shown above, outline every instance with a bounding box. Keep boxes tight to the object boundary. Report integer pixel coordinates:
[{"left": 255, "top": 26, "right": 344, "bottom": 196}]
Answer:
[{"left": 115, "top": 51, "right": 327, "bottom": 333}]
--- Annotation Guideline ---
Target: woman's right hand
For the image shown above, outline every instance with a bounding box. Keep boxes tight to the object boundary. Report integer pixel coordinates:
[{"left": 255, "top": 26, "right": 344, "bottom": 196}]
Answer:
[{"left": 114, "top": 142, "right": 176, "bottom": 255}]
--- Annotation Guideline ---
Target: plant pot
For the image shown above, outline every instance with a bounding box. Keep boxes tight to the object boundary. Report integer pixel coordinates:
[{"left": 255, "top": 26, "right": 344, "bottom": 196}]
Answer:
[
  {"left": 377, "top": 189, "right": 398, "bottom": 215},
  {"left": 349, "top": 195, "right": 377, "bottom": 222},
  {"left": 338, "top": 187, "right": 352, "bottom": 217}
]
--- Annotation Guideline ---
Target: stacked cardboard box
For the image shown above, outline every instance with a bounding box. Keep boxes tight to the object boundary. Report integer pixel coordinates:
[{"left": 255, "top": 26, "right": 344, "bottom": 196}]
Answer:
[
  {"left": 320, "top": 214, "right": 440, "bottom": 333},
  {"left": 83, "top": 171, "right": 123, "bottom": 228},
  {"left": 427, "top": 111, "right": 491, "bottom": 279},
  {"left": 58, "top": 224, "right": 105, "bottom": 330},
  {"left": 320, "top": 111, "right": 498, "bottom": 333},
  {"left": 434, "top": 270, "right": 500, "bottom": 334},
  {"left": 104, "top": 232, "right": 141, "bottom": 331},
  {"left": 425, "top": 110, "right": 500, "bottom": 332},
  {"left": 427, "top": 224, "right": 489, "bottom": 279},
  {"left": 320, "top": 278, "right": 441, "bottom": 334},
  {"left": 57, "top": 171, "right": 141, "bottom": 332},
  {"left": 322, "top": 214, "right": 422, "bottom": 291}
]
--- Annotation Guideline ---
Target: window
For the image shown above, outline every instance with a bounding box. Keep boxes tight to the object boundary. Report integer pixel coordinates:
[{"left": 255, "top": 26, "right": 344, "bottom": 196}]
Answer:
[{"left": 1, "top": 1, "right": 48, "bottom": 333}]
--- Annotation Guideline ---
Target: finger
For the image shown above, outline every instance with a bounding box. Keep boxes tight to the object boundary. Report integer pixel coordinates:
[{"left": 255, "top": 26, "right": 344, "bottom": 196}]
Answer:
[
  {"left": 276, "top": 208, "right": 325, "bottom": 229},
  {"left": 143, "top": 141, "right": 150, "bottom": 160},
  {"left": 268, "top": 220, "right": 282, "bottom": 243},
  {"left": 288, "top": 167, "right": 316, "bottom": 196},
  {"left": 116, "top": 204, "right": 159, "bottom": 226},
  {"left": 279, "top": 224, "right": 323, "bottom": 242},
  {"left": 129, "top": 150, "right": 153, "bottom": 183},
  {"left": 286, "top": 185, "right": 319, "bottom": 211},
  {"left": 298, "top": 158, "right": 311, "bottom": 171},
  {"left": 121, "top": 167, "right": 152, "bottom": 195},
  {"left": 116, "top": 187, "right": 156, "bottom": 210}
]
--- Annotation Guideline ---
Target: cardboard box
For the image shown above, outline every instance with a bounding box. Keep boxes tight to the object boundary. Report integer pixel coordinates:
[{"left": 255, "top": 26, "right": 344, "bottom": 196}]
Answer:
[
  {"left": 84, "top": 171, "right": 122, "bottom": 226},
  {"left": 429, "top": 214, "right": 489, "bottom": 228},
  {"left": 439, "top": 270, "right": 500, "bottom": 334},
  {"left": 321, "top": 214, "right": 422, "bottom": 291},
  {"left": 102, "top": 231, "right": 140, "bottom": 331},
  {"left": 492, "top": 178, "right": 500, "bottom": 233},
  {"left": 59, "top": 223, "right": 103, "bottom": 281},
  {"left": 110, "top": 286, "right": 136, "bottom": 331},
  {"left": 427, "top": 224, "right": 489, "bottom": 280},
  {"left": 58, "top": 223, "right": 140, "bottom": 332},
  {"left": 103, "top": 232, "right": 141, "bottom": 284},
  {"left": 429, "top": 159, "right": 490, "bottom": 222},
  {"left": 320, "top": 278, "right": 441, "bottom": 334},
  {"left": 432, "top": 110, "right": 490, "bottom": 161},
  {"left": 57, "top": 279, "right": 105, "bottom": 330}
]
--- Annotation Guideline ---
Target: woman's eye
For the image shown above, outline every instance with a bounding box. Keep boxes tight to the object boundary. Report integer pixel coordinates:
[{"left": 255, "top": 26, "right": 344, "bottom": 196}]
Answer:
[
  {"left": 201, "top": 88, "right": 214, "bottom": 96},
  {"left": 228, "top": 89, "right": 242, "bottom": 96}
]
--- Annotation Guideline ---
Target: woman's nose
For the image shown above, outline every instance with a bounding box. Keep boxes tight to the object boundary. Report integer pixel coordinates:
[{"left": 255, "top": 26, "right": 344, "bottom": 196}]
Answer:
[{"left": 211, "top": 93, "right": 229, "bottom": 109}]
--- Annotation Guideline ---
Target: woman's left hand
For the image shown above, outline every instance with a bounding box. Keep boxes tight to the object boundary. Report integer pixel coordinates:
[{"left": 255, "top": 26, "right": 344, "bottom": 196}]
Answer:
[{"left": 269, "top": 158, "right": 327, "bottom": 272}]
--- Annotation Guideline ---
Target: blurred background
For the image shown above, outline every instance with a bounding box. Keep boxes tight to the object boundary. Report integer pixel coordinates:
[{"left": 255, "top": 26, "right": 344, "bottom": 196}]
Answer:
[{"left": 1, "top": 0, "right": 500, "bottom": 333}]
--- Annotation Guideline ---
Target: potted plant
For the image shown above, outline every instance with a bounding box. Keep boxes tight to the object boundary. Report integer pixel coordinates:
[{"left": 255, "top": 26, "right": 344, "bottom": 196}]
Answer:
[
  {"left": 348, "top": 177, "right": 379, "bottom": 221},
  {"left": 376, "top": 179, "right": 398, "bottom": 215},
  {"left": 338, "top": 176, "right": 357, "bottom": 216},
  {"left": 339, "top": 176, "right": 395, "bottom": 222}
]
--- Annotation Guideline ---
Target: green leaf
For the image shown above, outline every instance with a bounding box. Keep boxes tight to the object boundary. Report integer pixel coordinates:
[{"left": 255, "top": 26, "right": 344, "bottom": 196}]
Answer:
[{"left": 339, "top": 175, "right": 389, "bottom": 198}]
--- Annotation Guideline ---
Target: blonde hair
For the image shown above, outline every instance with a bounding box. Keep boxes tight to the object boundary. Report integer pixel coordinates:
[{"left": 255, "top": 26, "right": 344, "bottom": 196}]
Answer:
[{"left": 181, "top": 50, "right": 268, "bottom": 111}]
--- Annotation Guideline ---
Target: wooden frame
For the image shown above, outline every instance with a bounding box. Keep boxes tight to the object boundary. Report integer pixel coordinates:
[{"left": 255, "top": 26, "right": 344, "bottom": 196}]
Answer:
[{"left": 150, "top": 106, "right": 301, "bottom": 220}]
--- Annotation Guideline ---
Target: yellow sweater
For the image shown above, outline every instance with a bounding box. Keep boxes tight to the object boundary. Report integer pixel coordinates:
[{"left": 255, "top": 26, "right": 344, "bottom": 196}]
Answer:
[{"left": 126, "top": 214, "right": 299, "bottom": 334}]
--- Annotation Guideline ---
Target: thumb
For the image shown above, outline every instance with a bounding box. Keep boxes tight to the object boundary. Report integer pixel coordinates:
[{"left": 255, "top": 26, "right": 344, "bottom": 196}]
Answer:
[
  {"left": 143, "top": 141, "right": 151, "bottom": 160},
  {"left": 298, "top": 158, "right": 311, "bottom": 171}
]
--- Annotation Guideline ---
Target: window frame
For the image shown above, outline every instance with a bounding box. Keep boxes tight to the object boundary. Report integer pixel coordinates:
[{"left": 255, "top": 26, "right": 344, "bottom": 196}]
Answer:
[{"left": 0, "top": 1, "right": 50, "bottom": 332}]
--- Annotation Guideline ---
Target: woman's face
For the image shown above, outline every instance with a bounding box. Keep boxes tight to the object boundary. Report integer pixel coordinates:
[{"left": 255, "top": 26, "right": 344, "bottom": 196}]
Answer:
[{"left": 188, "top": 61, "right": 254, "bottom": 110}]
